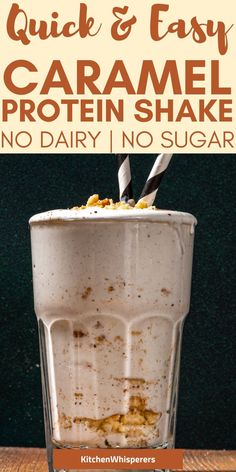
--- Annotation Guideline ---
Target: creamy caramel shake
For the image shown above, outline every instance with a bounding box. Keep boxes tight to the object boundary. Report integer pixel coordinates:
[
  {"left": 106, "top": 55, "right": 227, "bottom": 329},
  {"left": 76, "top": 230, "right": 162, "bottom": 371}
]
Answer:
[{"left": 30, "top": 196, "right": 196, "bottom": 452}]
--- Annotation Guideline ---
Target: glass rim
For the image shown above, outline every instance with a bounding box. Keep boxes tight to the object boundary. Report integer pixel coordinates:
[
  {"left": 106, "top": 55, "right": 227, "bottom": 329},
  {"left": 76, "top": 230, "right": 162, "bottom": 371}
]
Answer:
[{"left": 29, "top": 208, "right": 197, "bottom": 226}]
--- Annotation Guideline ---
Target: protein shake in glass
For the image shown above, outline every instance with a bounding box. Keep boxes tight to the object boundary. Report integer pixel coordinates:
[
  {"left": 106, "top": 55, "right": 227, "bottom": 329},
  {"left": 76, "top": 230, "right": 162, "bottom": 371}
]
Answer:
[{"left": 30, "top": 195, "right": 197, "bottom": 472}]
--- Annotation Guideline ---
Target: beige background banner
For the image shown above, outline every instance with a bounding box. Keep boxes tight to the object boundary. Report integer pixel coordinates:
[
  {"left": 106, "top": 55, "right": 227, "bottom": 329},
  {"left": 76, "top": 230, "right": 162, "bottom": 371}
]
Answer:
[{"left": 0, "top": 0, "right": 235, "bottom": 153}]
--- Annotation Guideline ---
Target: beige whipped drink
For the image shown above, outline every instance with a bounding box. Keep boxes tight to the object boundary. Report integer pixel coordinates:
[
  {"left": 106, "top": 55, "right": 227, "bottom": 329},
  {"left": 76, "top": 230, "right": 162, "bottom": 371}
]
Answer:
[{"left": 30, "top": 202, "right": 196, "bottom": 455}]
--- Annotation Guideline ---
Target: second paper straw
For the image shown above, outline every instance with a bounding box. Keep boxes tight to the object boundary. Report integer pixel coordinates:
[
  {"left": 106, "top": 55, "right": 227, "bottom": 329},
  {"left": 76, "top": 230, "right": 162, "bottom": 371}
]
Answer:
[{"left": 138, "top": 154, "right": 173, "bottom": 206}]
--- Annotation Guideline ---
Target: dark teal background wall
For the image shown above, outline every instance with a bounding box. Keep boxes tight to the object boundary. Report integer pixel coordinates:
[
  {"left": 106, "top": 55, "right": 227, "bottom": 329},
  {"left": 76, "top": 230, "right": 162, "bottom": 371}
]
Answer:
[{"left": 0, "top": 154, "right": 235, "bottom": 449}]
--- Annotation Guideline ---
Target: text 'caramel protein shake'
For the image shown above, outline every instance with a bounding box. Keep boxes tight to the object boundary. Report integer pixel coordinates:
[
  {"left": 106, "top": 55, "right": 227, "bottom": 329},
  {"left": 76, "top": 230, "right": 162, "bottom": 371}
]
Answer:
[{"left": 30, "top": 195, "right": 197, "bottom": 454}]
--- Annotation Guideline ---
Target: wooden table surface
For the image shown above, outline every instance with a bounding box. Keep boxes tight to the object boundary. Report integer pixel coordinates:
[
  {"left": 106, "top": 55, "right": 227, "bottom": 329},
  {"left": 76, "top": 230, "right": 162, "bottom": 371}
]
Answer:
[{"left": 0, "top": 448, "right": 236, "bottom": 472}]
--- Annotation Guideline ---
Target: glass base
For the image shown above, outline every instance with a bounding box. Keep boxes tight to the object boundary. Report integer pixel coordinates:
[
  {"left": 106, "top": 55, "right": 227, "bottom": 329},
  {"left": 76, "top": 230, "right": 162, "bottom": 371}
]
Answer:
[{"left": 47, "top": 442, "right": 173, "bottom": 472}]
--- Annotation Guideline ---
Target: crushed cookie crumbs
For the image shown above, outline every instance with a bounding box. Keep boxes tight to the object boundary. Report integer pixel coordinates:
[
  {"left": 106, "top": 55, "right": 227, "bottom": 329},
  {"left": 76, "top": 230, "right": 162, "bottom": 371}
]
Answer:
[{"left": 71, "top": 194, "right": 157, "bottom": 211}]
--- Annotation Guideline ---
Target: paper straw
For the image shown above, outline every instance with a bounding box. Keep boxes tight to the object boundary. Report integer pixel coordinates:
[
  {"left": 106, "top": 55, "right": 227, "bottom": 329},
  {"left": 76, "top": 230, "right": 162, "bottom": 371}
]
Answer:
[
  {"left": 138, "top": 154, "right": 173, "bottom": 206},
  {"left": 116, "top": 154, "right": 133, "bottom": 201}
]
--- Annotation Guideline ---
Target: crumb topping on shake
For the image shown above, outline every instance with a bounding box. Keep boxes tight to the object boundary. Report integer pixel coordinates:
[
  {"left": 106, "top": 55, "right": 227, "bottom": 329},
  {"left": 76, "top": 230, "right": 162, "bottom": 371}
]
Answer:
[{"left": 71, "top": 194, "right": 154, "bottom": 210}]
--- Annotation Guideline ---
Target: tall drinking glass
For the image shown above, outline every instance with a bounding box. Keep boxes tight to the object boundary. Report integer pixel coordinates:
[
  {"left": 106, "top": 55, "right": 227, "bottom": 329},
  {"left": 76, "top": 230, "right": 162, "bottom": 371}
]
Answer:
[{"left": 30, "top": 208, "right": 196, "bottom": 472}]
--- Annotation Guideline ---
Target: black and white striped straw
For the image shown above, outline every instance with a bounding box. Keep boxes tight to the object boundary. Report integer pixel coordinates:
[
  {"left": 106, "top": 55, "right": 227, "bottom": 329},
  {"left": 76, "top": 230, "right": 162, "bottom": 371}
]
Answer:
[
  {"left": 138, "top": 154, "right": 173, "bottom": 206},
  {"left": 116, "top": 154, "right": 133, "bottom": 202}
]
